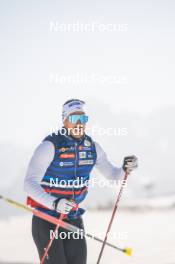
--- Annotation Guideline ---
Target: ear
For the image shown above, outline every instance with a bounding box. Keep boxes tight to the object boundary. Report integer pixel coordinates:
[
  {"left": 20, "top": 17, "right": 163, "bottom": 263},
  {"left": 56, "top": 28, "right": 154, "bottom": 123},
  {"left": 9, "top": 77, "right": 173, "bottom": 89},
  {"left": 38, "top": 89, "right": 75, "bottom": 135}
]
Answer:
[{"left": 63, "top": 119, "right": 67, "bottom": 127}]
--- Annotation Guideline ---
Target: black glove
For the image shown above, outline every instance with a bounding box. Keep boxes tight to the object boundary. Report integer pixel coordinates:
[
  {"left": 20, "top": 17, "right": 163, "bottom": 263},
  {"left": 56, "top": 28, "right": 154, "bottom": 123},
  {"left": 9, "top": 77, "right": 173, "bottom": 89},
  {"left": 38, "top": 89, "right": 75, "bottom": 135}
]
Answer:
[
  {"left": 52, "top": 198, "right": 76, "bottom": 214},
  {"left": 122, "top": 155, "right": 138, "bottom": 173}
]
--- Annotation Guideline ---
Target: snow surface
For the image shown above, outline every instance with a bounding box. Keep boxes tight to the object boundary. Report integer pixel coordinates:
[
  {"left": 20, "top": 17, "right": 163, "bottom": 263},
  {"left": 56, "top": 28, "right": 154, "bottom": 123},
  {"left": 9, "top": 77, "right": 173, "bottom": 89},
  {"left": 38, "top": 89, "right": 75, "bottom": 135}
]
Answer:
[{"left": 0, "top": 209, "right": 175, "bottom": 264}]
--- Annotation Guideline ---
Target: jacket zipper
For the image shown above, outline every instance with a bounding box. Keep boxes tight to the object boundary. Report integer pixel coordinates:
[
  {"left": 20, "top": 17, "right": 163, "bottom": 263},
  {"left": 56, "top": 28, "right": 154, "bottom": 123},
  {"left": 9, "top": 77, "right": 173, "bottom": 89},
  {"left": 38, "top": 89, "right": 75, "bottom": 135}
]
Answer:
[{"left": 73, "top": 142, "right": 78, "bottom": 200}]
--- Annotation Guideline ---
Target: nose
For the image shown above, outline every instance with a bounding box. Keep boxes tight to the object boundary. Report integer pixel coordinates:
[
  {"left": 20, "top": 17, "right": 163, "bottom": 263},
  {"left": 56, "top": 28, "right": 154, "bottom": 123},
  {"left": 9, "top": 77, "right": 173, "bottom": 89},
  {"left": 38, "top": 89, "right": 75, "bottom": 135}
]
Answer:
[{"left": 76, "top": 120, "right": 82, "bottom": 125}]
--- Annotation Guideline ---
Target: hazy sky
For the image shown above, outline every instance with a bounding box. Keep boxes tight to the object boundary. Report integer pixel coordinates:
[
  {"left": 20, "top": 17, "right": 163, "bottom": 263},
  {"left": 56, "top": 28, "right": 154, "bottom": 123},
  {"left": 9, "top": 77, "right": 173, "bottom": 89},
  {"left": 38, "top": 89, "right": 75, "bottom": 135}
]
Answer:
[
  {"left": 0, "top": 0, "right": 175, "bottom": 207},
  {"left": 0, "top": 0, "right": 175, "bottom": 147}
]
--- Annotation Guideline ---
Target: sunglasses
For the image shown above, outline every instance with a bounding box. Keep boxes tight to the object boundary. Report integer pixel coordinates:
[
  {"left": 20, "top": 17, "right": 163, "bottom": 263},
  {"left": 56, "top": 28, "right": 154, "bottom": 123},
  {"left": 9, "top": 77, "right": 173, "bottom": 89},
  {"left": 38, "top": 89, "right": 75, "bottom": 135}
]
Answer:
[{"left": 68, "top": 114, "right": 89, "bottom": 124}]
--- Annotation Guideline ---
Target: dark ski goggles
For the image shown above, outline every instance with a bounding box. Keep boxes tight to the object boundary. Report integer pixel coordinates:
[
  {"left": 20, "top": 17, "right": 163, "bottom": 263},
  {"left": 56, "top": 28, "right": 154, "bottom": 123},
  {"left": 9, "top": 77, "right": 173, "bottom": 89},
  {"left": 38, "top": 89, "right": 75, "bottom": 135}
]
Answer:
[{"left": 68, "top": 114, "right": 89, "bottom": 124}]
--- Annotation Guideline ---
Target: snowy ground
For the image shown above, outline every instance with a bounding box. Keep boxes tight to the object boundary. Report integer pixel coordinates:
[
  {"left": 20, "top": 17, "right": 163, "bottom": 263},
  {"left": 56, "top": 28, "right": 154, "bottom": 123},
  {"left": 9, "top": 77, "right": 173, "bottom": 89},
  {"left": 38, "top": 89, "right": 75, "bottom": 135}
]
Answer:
[{"left": 0, "top": 209, "right": 175, "bottom": 264}]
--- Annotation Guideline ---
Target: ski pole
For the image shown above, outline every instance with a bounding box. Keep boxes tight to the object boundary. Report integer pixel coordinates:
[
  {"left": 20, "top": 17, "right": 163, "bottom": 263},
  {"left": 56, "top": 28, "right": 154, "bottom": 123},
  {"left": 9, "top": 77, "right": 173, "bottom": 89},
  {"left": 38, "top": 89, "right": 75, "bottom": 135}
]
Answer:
[
  {"left": 40, "top": 199, "right": 76, "bottom": 264},
  {"left": 40, "top": 213, "right": 65, "bottom": 264},
  {"left": 96, "top": 171, "right": 129, "bottom": 264},
  {"left": 0, "top": 194, "right": 132, "bottom": 256}
]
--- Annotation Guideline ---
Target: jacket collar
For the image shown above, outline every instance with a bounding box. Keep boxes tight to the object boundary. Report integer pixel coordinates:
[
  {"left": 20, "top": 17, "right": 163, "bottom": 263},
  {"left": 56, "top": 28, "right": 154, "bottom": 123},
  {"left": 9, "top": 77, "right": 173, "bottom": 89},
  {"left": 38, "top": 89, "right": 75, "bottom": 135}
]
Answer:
[{"left": 59, "top": 127, "right": 86, "bottom": 144}]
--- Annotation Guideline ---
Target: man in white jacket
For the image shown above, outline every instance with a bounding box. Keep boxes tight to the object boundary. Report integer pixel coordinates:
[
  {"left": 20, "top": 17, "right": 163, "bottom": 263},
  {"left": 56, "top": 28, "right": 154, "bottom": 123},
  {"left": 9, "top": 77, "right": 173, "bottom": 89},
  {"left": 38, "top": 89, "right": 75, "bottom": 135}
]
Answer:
[{"left": 24, "top": 98, "right": 138, "bottom": 264}]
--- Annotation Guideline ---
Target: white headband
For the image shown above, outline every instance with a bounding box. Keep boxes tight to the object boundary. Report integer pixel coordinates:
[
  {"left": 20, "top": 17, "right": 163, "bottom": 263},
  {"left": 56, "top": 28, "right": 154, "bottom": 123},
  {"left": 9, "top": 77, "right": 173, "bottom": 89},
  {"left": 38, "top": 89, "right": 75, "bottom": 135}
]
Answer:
[{"left": 62, "top": 100, "right": 85, "bottom": 121}]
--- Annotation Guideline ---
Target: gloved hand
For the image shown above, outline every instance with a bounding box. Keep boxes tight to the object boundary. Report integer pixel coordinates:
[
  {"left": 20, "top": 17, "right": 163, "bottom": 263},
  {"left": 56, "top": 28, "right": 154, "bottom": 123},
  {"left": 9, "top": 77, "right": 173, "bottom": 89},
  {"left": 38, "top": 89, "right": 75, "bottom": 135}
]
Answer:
[
  {"left": 122, "top": 155, "right": 138, "bottom": 173},
  {"left": 52, "top": 198, "right": 76, "bottom": 214}
]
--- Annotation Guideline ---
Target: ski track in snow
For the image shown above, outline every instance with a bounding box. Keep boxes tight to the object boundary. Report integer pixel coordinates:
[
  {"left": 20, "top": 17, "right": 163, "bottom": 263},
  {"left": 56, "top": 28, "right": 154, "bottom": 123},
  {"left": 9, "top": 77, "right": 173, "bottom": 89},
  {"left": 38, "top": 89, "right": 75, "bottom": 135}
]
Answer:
[{"left": 0, "top": 210, "right": 175, "bottom": 264}]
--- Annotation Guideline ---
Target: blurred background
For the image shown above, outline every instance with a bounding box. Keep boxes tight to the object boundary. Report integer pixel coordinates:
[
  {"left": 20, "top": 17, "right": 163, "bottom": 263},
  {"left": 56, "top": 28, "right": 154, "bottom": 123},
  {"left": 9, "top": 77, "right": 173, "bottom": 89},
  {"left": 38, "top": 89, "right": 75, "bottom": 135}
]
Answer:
[{"left": 0, "top": 0, "right": 174, "bottom": 263}]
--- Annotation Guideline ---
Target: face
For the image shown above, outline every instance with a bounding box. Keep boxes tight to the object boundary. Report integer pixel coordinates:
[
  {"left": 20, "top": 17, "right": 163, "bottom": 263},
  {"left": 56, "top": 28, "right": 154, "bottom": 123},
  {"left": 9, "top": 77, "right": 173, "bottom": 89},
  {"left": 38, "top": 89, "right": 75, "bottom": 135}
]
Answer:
[{"left": 63, "top": 111, "right": 87, "bottom": 139}]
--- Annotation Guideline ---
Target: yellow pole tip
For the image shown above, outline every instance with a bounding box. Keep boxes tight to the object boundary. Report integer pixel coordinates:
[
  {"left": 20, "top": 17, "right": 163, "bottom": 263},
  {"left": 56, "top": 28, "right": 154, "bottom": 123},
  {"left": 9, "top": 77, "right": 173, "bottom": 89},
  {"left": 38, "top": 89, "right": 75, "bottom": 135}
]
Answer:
[{"left": 124, "top": 247, "right": 133, "bottom": 256}]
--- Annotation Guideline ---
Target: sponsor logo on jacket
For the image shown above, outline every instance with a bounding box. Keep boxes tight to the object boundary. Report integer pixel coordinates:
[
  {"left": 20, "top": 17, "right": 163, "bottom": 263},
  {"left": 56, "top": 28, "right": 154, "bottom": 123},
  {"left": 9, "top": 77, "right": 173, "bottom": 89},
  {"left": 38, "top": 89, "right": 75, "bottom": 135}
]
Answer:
[
  {"left": 60, "top": 153, "right": 75, "bottom": 159},
  {"left": 59, "top": 161, "right": 74, "bottom": 167},
  {"left": 79, "top": 146, "right": 91, "bottom": 151},
  {"left": 87, "top": 152, "right": 94, "bottom": 158},
  {"left": 79, "top": 160, "right": 94, "bottom": 166},
  {"left": 59, "top": 147, "right": 74, "bottom": 153},
  {"left": 84, "top": 139, "right": 91, "bottom": 147},
  {"left": 79, "top": 152, "right": 86, "bottom": 159}
]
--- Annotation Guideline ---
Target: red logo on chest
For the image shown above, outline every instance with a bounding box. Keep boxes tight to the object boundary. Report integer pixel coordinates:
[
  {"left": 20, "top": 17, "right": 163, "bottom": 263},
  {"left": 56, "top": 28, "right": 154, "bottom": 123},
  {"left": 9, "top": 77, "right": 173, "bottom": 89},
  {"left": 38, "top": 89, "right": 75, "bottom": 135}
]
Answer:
[{"left": 60, "top": 153, "right": 75, "bottom": 159}]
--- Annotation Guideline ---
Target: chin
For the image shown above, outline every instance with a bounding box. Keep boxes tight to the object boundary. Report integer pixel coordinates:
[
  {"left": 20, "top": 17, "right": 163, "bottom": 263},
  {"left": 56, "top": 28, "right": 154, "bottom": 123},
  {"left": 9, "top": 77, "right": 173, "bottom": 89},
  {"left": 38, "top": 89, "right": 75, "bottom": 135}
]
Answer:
[{"left": 73, "top": 135, "right": 83, "bottom": 139}]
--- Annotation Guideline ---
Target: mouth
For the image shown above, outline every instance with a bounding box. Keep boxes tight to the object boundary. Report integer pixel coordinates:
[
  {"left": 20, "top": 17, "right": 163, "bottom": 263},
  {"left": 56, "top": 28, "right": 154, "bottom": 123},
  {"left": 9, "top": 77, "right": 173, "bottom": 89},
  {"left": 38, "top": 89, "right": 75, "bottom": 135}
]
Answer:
[{"left": 71, "top": 126, "right": 84, "bottom": 136}]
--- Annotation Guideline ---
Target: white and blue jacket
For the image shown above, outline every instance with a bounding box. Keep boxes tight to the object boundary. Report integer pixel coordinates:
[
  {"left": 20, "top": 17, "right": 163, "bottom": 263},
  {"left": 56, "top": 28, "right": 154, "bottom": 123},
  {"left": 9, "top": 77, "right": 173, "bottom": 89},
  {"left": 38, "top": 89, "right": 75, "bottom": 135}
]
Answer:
[{"left": 24, "top": 129, "right": 124, "bottom": 219}]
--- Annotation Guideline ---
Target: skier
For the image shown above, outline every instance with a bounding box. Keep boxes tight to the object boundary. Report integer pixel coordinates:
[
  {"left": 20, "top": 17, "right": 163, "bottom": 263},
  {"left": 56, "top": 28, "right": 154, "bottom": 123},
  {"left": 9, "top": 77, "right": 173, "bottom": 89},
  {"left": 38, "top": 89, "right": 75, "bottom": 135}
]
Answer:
[{"left": 24, "top": 99, "right": 138, "bottom": 264}]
